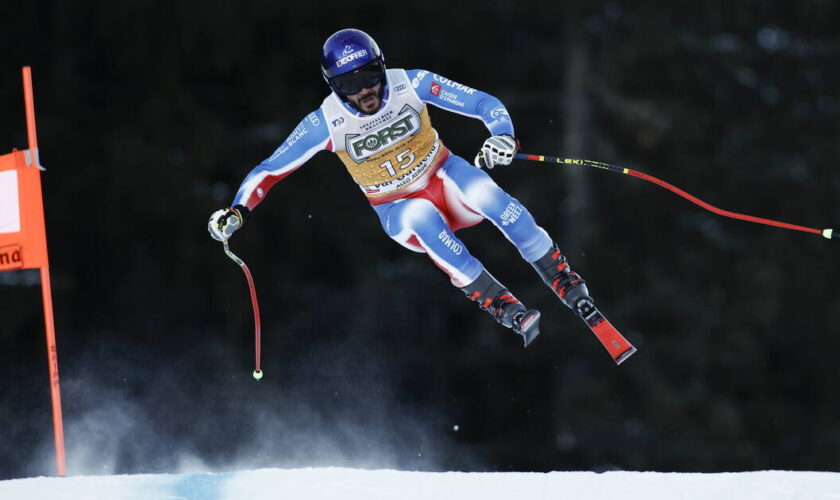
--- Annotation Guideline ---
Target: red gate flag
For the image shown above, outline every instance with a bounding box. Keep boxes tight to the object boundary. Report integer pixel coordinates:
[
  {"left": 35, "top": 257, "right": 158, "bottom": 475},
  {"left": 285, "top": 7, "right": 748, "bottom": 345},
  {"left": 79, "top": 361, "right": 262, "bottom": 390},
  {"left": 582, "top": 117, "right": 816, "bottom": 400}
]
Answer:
[{"left": 0, "top": 149, "right": 49, "bottom": 270}]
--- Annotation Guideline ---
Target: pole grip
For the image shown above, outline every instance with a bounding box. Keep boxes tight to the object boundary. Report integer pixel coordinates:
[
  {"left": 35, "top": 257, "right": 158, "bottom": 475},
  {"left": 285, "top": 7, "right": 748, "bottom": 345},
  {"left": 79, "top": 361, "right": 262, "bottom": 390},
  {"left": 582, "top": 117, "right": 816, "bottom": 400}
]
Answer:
[
  {"left": 476, "top": 150, "right": 488, "bottom": 169},
  {"left": 223, "top": 215, "right": 241, "bottom": 239}
]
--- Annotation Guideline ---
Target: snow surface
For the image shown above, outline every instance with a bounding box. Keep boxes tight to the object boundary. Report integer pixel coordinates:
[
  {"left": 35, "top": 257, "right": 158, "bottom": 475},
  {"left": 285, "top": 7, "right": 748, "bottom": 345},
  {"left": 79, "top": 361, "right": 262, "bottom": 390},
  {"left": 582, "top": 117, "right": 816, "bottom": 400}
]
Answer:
[{"left": 1, "top": 468, "right": 839, "bottom": 500}]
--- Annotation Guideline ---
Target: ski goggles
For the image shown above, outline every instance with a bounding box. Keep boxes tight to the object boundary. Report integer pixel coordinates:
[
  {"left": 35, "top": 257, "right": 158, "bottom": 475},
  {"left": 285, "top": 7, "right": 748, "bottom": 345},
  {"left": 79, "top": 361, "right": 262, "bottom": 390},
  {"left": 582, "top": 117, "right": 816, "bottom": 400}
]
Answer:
[{"left": 329, "top": 61, "right": 385, "bottom": 96}]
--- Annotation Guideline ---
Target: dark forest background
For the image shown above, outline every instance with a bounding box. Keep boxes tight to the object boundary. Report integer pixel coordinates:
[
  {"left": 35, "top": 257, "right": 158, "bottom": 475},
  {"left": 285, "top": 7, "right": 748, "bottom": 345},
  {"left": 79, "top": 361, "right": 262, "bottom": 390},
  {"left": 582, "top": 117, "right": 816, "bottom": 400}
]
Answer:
[{"left": 1, "top": 0, "right": 839, "bottom": 479}]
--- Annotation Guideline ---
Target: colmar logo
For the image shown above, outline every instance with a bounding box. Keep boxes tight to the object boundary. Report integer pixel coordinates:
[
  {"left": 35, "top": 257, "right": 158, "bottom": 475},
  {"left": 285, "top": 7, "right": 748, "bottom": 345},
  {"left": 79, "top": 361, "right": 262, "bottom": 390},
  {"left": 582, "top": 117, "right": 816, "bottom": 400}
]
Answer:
[
  {"left": 438, "top": 230, "right": 463, "bottom": 255},
  {"left": 432, "top": 75, "right": 476, "bottom": 94},
  {"left": 430, "top": 83, "right": 442, "bottom": 96}
]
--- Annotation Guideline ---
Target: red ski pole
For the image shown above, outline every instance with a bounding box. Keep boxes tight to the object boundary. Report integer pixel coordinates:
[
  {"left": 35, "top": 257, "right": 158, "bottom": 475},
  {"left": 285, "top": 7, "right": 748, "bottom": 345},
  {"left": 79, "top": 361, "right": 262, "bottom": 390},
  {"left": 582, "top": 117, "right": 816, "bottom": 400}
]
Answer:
[
  {"left": 516, "top": 153, "right": 838, "bottom": 240},
  {"left": 222, "top": 236, "right": 263, "bottom": 380}
]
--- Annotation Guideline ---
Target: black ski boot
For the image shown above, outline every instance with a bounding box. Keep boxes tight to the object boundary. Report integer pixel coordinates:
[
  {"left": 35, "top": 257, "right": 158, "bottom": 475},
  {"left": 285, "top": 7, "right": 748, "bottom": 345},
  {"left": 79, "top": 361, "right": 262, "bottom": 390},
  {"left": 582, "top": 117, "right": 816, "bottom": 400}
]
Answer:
[
  {"left": 460, "top": 270, "right": 541, "bottom": 346},
  {"left": 531, "top": 243, "right": 596, "bottom": 319}
]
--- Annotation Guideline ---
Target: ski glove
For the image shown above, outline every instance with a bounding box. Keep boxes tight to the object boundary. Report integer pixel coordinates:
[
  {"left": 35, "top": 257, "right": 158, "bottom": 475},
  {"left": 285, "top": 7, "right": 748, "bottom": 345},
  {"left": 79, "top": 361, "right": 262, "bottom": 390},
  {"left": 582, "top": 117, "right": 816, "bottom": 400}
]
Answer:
[
  {"left": 474, "top": 134, "right": 519, "bottom": 169},
  {"left": 208, "top": 205, "right": 249, "bottom": 241}
]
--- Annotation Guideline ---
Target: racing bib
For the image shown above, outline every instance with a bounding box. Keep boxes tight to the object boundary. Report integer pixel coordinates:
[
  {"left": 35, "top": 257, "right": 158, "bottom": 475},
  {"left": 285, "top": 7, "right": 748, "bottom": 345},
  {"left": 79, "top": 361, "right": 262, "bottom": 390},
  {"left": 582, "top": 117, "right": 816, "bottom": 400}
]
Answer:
[{"left": 321, "top": 68, "right": 446, "bottom": 199}]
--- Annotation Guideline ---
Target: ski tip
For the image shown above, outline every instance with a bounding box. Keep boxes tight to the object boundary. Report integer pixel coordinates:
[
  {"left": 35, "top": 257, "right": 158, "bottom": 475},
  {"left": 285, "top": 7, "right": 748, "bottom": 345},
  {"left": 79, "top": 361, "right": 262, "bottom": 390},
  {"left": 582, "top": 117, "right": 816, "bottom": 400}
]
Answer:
[
  {"left": 822, "top": 229, "right": 837, "bottom": 240},
  {"left": 614, "top": 346, "right": 637, "bottom": 365}
]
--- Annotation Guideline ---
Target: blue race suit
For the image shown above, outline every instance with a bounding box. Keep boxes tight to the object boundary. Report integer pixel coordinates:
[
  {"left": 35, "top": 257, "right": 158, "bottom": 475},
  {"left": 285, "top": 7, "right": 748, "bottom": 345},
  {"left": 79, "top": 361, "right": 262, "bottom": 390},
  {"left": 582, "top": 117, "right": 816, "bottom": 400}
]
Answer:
[{"left": 232, "top": 68, "right": 551, "bottom": 287}]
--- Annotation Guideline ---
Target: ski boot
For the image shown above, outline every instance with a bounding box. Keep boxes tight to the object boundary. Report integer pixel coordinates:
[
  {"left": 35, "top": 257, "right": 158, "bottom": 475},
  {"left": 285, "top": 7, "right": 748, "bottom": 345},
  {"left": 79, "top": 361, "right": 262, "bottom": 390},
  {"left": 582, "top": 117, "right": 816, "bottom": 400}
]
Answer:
[
  {"left": 460, "top": 270, "right": 542, "bottom": 346},
  {"left": 531, "top": 243, "right": 597, "bottom": 321}
]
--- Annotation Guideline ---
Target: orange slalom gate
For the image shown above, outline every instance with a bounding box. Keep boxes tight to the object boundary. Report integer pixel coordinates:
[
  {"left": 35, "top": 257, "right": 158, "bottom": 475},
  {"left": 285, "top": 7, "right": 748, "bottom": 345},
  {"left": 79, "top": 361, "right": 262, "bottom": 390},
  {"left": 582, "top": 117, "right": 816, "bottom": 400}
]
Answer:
[{"left": 0, "top": 67, "right": 65, "bottom": 476}]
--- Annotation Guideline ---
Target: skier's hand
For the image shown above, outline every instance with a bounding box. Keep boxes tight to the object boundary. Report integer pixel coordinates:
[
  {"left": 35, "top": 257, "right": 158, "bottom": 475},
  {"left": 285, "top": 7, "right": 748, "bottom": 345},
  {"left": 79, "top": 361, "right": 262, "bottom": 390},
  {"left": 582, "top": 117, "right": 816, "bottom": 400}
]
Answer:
[
  {"left": 474, "top": 134, "right": 519, "bottom": 169},
  {"left": 208, "top": 205, "right": 248, "bottom": 241}
]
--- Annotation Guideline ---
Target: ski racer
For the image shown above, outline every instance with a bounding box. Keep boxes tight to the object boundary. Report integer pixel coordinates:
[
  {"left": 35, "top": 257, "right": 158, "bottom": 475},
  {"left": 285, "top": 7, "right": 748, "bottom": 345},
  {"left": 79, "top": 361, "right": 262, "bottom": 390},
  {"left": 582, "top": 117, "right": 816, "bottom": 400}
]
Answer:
[{"left": 208, "top": 28, "right": 596, "bottom": 347}]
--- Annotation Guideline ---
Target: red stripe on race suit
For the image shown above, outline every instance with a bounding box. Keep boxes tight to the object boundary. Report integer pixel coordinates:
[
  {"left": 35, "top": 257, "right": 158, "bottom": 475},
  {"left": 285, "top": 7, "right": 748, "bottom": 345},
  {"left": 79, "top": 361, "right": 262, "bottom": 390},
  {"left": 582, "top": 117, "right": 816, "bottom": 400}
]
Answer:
[{"left": 369, "top": 148, "right": 484, "bottom": 232}]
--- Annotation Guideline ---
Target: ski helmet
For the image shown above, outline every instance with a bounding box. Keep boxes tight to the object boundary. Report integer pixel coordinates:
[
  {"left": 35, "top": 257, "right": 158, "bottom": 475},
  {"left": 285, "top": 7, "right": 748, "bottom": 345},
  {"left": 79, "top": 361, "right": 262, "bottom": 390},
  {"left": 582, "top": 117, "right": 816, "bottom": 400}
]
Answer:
[{"left": 321, "top": 29, "right": 386, "bottom": 96}]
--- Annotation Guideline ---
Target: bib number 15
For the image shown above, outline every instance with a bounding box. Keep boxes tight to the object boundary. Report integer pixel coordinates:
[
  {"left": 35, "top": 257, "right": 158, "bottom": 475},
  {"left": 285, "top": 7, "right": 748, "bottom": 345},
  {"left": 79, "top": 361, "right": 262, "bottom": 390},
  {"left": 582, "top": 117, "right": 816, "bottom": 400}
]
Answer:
[{"left": 379, "top": 148, "right": 415, "bottom": 176}]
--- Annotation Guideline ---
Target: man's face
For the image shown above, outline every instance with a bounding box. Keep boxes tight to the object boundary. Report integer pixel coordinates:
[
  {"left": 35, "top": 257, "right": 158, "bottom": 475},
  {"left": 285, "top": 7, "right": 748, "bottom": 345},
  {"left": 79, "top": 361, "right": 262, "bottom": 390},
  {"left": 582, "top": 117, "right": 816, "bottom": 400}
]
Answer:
[{"left": 346, "top": 82, "right": 383, "bottom": 114}]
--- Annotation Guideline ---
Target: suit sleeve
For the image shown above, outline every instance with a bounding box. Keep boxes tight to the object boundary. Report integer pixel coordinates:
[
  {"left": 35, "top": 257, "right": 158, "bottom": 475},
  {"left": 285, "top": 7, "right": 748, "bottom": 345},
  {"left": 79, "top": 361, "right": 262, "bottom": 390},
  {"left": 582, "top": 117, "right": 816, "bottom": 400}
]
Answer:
[
  {"left": 232, "top": 110, "right": 332, "bottom": 210},
  {"left": 405, "top": 68, "right": 515, "bottom": 137}
]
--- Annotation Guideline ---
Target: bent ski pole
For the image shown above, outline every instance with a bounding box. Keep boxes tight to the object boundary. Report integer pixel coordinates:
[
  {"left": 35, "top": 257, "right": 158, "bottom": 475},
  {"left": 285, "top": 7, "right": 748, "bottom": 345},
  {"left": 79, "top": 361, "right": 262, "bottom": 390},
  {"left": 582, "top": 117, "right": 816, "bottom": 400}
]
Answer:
[
  {"left": 516, "top": 153, "right": 838, "bottom": 240},
  {"left": 221, "top": 218, "right": 263, "bottom": 380}
]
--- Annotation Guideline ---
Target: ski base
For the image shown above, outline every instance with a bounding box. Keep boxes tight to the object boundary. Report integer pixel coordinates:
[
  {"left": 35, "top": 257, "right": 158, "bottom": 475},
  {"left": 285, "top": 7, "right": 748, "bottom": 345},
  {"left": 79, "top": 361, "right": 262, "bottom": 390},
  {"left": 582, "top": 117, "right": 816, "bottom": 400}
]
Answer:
[{"left": 578, "top": 302, "right": 637, "bottom": 365}]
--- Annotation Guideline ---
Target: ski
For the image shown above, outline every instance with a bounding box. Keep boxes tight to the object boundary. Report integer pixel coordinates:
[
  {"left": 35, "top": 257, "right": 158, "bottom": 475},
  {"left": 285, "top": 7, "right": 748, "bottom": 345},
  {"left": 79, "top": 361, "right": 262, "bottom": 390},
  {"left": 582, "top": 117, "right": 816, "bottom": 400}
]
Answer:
[{"left": 576, "top": 301, "right": 637, "bottom": 364}]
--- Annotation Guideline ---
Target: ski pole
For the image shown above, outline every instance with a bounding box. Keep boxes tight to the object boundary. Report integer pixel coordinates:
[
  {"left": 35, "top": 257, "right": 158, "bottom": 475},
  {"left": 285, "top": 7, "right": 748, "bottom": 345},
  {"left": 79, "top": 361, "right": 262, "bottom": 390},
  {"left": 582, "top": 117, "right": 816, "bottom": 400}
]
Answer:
[
  {"left": 516, "top": 153, "right": 838, "bottom": 240},
  {"left": 220, "top": 217, "right": 263, "bottom": 380}
]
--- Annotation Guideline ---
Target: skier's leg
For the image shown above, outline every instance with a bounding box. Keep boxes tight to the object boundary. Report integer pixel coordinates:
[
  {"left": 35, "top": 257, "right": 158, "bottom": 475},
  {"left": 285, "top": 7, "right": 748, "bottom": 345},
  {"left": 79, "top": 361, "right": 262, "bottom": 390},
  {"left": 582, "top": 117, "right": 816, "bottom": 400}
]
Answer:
[
  {"left": 530, "top": 243, "right": 595, "bottom": 316},
  {"left": 458, "top": 269, "right": 541, "bottom": 346},
  {"left": 437, "top": 155, "right": 552, "bottom": 262},
  {"left": 373, "top": 198, "right": 540, "bottom": 344},
  {"left": 373, "top": 197, "right": 482, "bottom": 287},
  {"left": 439, "top": 155, "right": 593, "bottom": 315}
]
